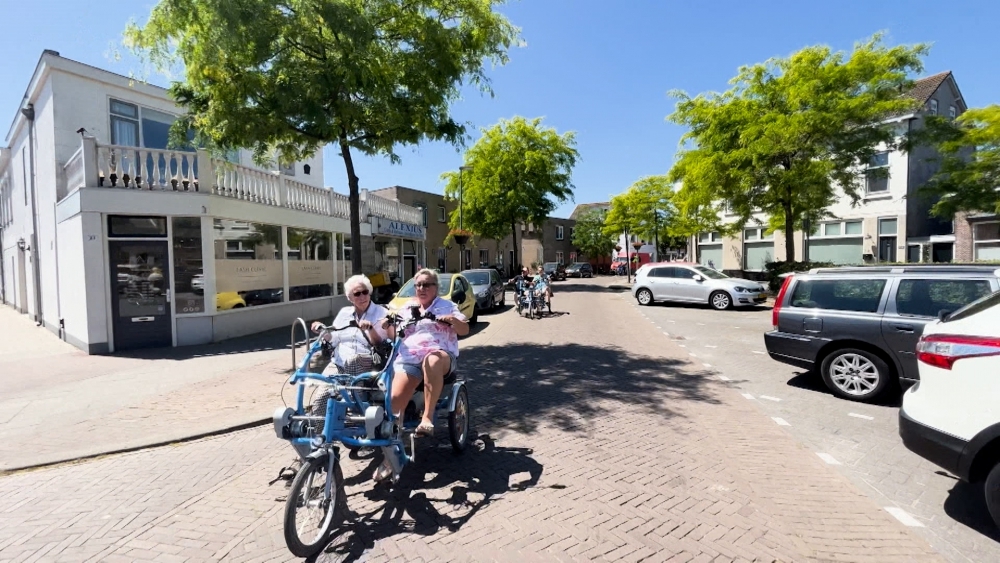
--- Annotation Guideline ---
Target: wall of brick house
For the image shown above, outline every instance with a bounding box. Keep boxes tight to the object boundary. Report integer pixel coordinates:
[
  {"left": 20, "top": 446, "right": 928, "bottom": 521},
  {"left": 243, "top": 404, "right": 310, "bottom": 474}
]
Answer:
[{"left": 955, "top": 211, "right": 974, "bottom": 262}]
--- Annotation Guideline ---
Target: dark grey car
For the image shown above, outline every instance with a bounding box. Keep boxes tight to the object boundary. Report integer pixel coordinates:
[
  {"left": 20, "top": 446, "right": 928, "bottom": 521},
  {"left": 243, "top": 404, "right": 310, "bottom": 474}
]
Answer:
[
  {"left": 461, "top": 269, "right": 506, "bottom": 312},
  {"left": 765, "top": 265, "right": 1000, "bottom": 402}
]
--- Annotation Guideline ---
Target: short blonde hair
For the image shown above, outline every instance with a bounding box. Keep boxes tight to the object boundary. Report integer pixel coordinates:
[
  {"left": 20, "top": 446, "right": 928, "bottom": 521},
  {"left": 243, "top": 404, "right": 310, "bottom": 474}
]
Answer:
[
  {"left": 344, "top": 274, "right": 373, "bottom": 296},
  {"left": 413, "top": 268, "right": 439, "bottom": 286}
]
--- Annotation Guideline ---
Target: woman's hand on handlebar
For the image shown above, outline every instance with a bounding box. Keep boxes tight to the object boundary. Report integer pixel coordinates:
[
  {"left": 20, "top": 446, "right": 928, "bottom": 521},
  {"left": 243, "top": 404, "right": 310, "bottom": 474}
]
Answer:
[
  {"left": 310, "top": 321, "right": 326, "bottom": 334},
  {"left": 437, "top": 314, "right": 470, "bottom": 337}
]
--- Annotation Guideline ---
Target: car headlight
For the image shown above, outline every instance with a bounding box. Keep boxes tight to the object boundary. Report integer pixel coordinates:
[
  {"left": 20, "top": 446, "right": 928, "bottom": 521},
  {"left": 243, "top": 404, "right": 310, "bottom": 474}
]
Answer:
[
  {"left": 733, "top": 286, "right": 749, "bottom": 292},
  {"left": 477, "top": 289, "right": 489, "bottom": 298}
]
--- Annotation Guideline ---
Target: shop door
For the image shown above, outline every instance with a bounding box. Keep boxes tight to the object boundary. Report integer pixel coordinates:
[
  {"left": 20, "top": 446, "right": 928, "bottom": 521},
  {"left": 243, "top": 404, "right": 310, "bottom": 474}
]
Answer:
[
  {"left": 404, "top": 256, "right": 416, "bottom": 280},
  {"left": 109, "top": 241, "right": 172, "bottom": 351}
]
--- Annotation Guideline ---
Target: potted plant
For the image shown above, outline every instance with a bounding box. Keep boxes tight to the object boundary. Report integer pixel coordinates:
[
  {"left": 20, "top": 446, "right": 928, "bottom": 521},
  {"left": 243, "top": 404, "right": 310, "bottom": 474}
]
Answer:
[{"left": 447, "top": 228, "right": 474, "bottom": 247}]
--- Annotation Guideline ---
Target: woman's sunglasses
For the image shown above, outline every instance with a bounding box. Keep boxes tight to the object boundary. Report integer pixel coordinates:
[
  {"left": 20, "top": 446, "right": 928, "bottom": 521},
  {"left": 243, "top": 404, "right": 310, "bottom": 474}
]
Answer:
[
  {"left": 415, "top": 282, "right": 437, "bottom": 290},
  {"left": 351, "top": 289, "right": 370, "bottom": 297}
]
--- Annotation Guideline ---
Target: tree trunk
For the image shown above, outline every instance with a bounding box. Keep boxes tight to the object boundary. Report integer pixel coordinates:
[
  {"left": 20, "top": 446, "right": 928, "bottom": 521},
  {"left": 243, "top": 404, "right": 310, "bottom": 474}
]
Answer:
[
  {"left": 510, "top": 220, "right": 518, "bottom": 275},
  {"left": 339, "top": 138, "right": 363, "bottom": 275},
  {"left": 783, "top": 202, "right": 796, "bottom": 262}
]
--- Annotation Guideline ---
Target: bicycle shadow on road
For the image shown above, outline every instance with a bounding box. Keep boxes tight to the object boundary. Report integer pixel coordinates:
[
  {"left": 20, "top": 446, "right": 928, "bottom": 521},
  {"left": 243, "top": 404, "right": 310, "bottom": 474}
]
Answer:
[
  {"left": 317, "top": 434, "right": 543, "bottom": 562},
  {"left": 460, "top": 342, "right": 720, "bottom": 435}
]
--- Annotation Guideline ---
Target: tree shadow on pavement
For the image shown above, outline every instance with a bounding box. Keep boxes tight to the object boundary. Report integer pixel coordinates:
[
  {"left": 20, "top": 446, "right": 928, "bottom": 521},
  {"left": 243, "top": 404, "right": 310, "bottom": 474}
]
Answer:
[
  {"left": 459, "top": 342, "right": 719, "bottom": 435},
  {"left": 943, "top": 480, "right": 1000, "bottom": 543},
  {"left": 317, "top": 434, "right": 543, "bottom": 562}
]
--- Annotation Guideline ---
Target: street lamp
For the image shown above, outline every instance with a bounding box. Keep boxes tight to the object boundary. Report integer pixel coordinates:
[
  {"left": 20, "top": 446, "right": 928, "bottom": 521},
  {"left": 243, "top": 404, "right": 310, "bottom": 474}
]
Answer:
[{"left": 458, "top": 165, "right": 473, "bottom": 269}]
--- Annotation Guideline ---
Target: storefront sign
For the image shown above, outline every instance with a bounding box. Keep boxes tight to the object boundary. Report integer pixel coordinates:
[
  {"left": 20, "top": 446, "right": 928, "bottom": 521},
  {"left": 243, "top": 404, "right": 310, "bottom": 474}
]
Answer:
[
  {"left": 289, "top": 260, "right": 335, "bottom": 287},
  {"left": 375, "top": 218, "right": 426, "bottom": 241},
  {"left": 216, "top": 260, "right": 283, "bottom": 293}
]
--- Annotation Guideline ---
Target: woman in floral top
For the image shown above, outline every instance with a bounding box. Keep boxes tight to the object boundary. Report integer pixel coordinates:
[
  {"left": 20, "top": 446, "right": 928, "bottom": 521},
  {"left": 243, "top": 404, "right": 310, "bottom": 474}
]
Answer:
[{"left": 374, "top": 269, "right": 469, "bottom": 481}]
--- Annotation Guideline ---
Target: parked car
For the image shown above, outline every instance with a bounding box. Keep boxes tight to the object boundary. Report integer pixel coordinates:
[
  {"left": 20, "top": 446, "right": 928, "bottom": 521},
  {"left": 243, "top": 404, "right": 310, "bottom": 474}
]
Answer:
[
  {"left": 461, "top": 268, "right": 506, "bottom": 312},
  {"left": 565, "top": 262, "right": 594, "bottom": 278},
  {"left": 217, "top": 292, "right": 246, "bottom": 310},
  {"left": 631, "top": 262, "right": 768, "bottom": 310},
  {"left": 543, "top": 262, "right": 567, "bottom": 281},
  {"left": 765, "top": 265, "right": 1000, "bottom": 402},
  {"left": 899, "top": 289, "right": 1000, "bottom": 529},
  {"left": 389, "top": 273, "right": 478, "bottom": 325}
]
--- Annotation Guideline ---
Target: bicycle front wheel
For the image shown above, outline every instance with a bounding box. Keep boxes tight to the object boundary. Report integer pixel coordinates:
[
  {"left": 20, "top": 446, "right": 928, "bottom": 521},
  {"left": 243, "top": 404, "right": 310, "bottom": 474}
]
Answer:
[{"left": 283, "top": 453, "right": 347, "bottom": 558}]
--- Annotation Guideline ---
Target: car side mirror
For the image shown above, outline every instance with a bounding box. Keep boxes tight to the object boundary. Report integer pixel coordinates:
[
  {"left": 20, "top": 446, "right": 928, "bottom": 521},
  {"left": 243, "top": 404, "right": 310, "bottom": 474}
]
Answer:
[
  {"left": 452, "top": 290, "right": 466, "bottom": 303},
  {"left": 938, "top": 309, "right": 953, "bottom": 322},
  {"left": 693, "top": 275, "right": 704, "bottom": 282}
]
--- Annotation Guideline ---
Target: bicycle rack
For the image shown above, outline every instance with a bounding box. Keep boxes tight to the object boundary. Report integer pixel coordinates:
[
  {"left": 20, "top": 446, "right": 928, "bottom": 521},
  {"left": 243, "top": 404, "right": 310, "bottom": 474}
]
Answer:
[{"left": 291, "top": 317, "right": 310, "bottom": 371}]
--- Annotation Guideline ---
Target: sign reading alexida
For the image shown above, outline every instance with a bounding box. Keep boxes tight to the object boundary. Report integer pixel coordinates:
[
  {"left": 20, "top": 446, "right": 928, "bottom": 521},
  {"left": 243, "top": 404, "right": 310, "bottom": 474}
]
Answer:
[{"left": 375, "top": 218, "right": 426, "bottom": 240}]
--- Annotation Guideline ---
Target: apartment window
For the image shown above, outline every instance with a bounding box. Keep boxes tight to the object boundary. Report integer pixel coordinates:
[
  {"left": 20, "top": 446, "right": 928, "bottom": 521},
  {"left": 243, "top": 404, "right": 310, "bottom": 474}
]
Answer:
[
  {"left": 743, "top": 228, "right": 773, "bottom": 271},
  {"left": 437, "top": 205, "right": 446, "bottom": 222},
  {"left": 698, "top": 232, "right": 721, "bottom": 243},
  {"left": 479, "top": 249, "right": 489, "bottom": 267},
  {"left": 110, "top": 99, "right": 184, "bottom": 151},
  {"left": 973, "top": 222, "right": 1000, "bottom": 261},
  {"left": 811, "top": 220, "right": 863, "bottom": 238},
  {"left": 929, "top": 99, "right": 939, "bottom": 115},
  {"left": 570, "top": 227, "right": 575, "bottom": 240},
  {"left": 556, "top": 251, "right": 564, "bottom": 264},
  {"left": 415, "top": 204, "right": 428, "bottom": 227},
  {"left": 866, "top": 152, "right": 889, "bottom": 193},
  {"left": 110, "top": 100, "right": 140, "bottom": 146},
  {"left": 556, "top": 225, "right": 564, "bottom": 240},
  {"left": 948, "top": 105, "right": 957, "bottom": 119}
]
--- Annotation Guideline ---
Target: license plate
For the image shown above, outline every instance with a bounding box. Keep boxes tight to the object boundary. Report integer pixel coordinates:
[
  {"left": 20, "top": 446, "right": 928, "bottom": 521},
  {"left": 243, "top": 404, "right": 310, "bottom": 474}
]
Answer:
[{"left": 758, "top": 293, "right": 768, "bottom": 300}]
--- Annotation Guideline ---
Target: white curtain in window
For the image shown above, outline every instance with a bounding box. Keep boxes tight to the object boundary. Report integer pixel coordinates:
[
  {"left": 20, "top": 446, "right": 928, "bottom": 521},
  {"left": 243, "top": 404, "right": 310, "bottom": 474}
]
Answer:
[{"left": 111, "top": 117, "right": 139, "bottom": 147}]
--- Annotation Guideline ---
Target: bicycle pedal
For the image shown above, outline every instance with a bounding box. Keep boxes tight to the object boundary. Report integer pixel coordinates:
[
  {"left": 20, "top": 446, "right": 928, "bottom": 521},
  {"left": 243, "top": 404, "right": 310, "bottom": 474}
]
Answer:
[{"left": 409, "top": 433, "right": 416, "bottom": 463}]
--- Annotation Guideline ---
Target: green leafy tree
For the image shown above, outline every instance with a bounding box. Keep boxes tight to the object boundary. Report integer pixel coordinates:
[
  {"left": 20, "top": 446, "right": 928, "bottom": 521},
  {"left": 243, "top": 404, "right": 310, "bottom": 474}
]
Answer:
[
  {"left": 908, "top": 106, "right": 1000, "bottom": 217},
  {"left": 571, "top": 209, "right": 615, "bottom": 262},
  {"left": 604, "top": 176, "right": 708, "bottom": 257},
  {"left": 442, "top": 117, "right": 578, "bottom": 270},
  {"left": 667, "top": 34, "right": 928, "bottom": 259},
  {"left": 126, "top": 0, "right": 520, "bottom": 274}
]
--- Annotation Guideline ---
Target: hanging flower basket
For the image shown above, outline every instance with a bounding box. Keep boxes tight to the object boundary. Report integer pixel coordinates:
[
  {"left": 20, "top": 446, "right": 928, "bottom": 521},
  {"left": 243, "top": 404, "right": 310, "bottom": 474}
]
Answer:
[
  {"left": 632, "top": 241, "right": 643, "bottom": 251},
  {"left": 448, "top": 229, "right": 473, "bottom": 247},
  {"left": 614, "top": 244, "right": 622, "bottom": 252}
]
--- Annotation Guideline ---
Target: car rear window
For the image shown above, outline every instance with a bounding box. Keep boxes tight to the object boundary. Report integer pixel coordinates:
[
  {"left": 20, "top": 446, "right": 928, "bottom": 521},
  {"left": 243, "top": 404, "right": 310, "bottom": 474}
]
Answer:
[
  {"left": 943, "top": 289, "right": 1000, "bottom": 323},
  {"left": 790, "top": 279, "right": 886, "bottom": 313},
  {"left": 895, "top": 279, "right": 994, "bottom": 317}
]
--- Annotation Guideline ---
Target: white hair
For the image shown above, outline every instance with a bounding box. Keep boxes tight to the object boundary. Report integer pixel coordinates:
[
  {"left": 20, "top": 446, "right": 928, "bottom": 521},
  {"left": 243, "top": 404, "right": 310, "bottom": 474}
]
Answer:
[
  {"left": 344, "top": 274, "right": 373, "bottom": 296},
  {"left": 414, "top": 268, "right": 439, "bottom": 285}
]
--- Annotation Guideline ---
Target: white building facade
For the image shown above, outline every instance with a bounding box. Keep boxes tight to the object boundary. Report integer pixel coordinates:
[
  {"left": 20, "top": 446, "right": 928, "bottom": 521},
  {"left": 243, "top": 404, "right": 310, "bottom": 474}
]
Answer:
[{"left": 0, "top": 51, "right": 424, "bottom": 353}]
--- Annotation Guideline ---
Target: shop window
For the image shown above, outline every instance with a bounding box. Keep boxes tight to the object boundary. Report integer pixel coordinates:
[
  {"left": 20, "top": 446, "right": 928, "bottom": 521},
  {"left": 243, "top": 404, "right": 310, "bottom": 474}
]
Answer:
[
  {"left": 172, "top": 217, "right": 205, "bottom": 314},
  {"left": 109, "top": 215, "right": 167, "bottom": 238},
  {"left": 213, "top": 219, "right": 284, "bottom": 310},
  {"left": 287, "top": 228, "right": 334, "bottom": 301}
]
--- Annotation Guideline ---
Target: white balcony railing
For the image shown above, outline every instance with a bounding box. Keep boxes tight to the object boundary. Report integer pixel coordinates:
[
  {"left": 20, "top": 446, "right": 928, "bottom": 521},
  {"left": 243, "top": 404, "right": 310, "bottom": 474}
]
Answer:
[{"left": 67, "top": 138, "right": 422, "bottom": 226}]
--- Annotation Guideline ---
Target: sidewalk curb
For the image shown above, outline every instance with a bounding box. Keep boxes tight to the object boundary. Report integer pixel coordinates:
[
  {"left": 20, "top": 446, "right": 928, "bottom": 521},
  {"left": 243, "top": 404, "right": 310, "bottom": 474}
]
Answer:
[{"left": 0, "top": 417, "right": 271, "bottom": 476}]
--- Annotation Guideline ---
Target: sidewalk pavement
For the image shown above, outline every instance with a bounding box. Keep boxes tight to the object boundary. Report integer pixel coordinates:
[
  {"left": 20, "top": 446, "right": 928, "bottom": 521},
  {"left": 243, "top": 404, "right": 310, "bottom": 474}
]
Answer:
[
  {"left": 0, "top": 278, "right": 943, "bottom": 562},
  {"left": 0, "top": 305, "right": 303, "bottom": 472}
]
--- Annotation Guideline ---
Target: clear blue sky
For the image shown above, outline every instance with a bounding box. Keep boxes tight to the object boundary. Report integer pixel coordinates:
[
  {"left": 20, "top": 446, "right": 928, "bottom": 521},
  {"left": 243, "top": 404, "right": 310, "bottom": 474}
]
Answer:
[{"left": 2, "top": 0, "right": 999, "bottom": 218}]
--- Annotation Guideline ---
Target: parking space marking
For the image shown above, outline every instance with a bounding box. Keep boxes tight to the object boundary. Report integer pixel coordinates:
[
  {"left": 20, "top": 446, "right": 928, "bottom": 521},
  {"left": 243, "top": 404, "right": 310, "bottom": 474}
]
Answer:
[
  {"left": 884, "top": 507, "right": 925, "bottom": 527},
  {"left": 718, "top": 375, "right": 731, "bottom": 381},
  {"left": 817, "top": 453, "right": 842, "bottom": 465},
  {"left": 704, "top": 345, "right": 717, "bottom": 349},
  {"left": 849, "top": 413, "right": 875, "bottom": 420},
  {"left": 752, "top": 351, "right": 766, "bottom": 355},
  {"left": 772, "top": 417, "right": 791, "bottom": 426},
  {"left": 759, "top": 395, "right": 782, "bottom": 402},
  {"left": 732, "top": 326, "right": 741, "bottom": 329},
  {"left": 703, "top": 363, "right": 713, "bottom": 368},
  {"left": 678, "top": 344, "right": 687, "bottom": 348},
  {"left": 689, "top": 352, "right": 698, "bottom": 358},
  {"left": 741, "top": 393, "right": 755, "bottom": 400},
  {"left": 697, "top": 322, "right": 706, "bottom": 326}
]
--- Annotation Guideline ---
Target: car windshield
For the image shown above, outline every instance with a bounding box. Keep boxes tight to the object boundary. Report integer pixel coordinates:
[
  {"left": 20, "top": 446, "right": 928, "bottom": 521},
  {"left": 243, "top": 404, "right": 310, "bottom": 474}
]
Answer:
[
  {"left": 463, "top": 271, "right": 491, "bottom": 285},
  {"left": 396, "top": 274, "right": 452, "bottom": 298},
  {"left": 693, "top": 266, "right": 729, "bottom": 280},
  {"left": 573, "top": 263, "right": 588, "bottom": 267},
  {"left": 544, "top": 263, "right": 558, "bottom": 270}
]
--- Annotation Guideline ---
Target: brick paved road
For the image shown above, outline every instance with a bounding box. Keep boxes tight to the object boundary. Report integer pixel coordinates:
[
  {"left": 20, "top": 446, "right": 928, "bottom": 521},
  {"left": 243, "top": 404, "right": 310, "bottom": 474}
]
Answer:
[
  {"left": 0, "top": 281, "right": 944, "bottom": 562},
  {"left": 621, "top": 289, "right": 1000, "bottom": 563}
]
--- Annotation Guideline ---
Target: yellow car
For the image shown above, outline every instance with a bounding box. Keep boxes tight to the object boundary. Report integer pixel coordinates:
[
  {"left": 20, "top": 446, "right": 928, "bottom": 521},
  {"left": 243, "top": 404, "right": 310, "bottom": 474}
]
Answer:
[
  {"left": 388, "top": 273, "right": 477, "bottom": 325},
  {"left": 217, "top": 292, "right": 247, "bottom": 310}
]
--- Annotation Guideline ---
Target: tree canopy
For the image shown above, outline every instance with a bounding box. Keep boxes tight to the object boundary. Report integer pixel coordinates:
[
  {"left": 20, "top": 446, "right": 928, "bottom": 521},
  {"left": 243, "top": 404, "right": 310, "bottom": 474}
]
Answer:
[
  {"left": 126, "top": 0, "right": 520, "bottom": 274},
  {"left": 667, "top": 34, "right": 928, "bottom": 259},
  {"left": 442, "top": 116, "right": 578, "bottom": 270},
  {"left": 571, "top": 209, "right": 615, "bottom": 262},
  {"left": 910, "top": 105, "right": 1000, "bottom": 217},
  {"left": 603, "top": 175, "right": 710, "bottom": 257}
]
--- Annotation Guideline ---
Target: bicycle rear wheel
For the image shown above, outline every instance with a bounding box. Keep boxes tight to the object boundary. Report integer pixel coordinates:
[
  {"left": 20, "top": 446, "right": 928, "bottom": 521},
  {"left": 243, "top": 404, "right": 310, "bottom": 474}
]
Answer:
[{"left": 283, "top": 453, "right": 347, "bottom": 558}]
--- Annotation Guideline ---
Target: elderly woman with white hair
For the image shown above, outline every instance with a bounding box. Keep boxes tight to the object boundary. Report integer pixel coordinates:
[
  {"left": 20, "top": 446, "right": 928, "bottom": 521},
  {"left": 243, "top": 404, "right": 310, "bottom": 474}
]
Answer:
[{"left": 311, "top": 274, "right": 390, "bottom": 376}]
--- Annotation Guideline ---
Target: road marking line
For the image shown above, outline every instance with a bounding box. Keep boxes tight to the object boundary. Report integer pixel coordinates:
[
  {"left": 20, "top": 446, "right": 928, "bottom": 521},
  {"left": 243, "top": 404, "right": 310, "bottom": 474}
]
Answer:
[
  {"left": 759, "top": 395, "right": 782, "bottom": 402},
  {"left": 697, "top": 322, "right": 705, "bottom": 326},
  {"left": 752, "top": 351, "right": 766, "bottom": 355},
  {"left": 741, "top": 393, "right": 755, "bottom": 400},
  {"left": 703, "top": 363, "right": 713, "bottom": 368},
  {"left": 678, "top": 344, "right": 687, "bottom": 348},
  {"left": 772, "top": 417, "right": 790, "bottom": 426},
  {"left": 689, "top": 352, "right": 698, "bottom": 358},
  {"left": 849, "top": 412, "right": 875, "bottom": 420},
  {"left": 718, "top": 375, "right": 730, "bottom": 381},
  {"left": 732, "top": 326, "right": 741, "bottom": 329},
  {"left": 817, "top": 453, "right": 841, "bottom": 465},
  {"left": 704, "top": 345, "right": 717, "bottom": 348},
  {"left": 884, "top": 507, "right": 924, "bottom": 527}
]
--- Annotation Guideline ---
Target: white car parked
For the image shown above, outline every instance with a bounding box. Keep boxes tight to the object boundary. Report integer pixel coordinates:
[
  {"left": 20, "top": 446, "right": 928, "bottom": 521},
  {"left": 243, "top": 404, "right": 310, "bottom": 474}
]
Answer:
[
  {"left": 631, "top": 262, "right": 768, "bottom": 310},
  {"left": 900, "top": 290, "right": 1000, "bottom": 528}
]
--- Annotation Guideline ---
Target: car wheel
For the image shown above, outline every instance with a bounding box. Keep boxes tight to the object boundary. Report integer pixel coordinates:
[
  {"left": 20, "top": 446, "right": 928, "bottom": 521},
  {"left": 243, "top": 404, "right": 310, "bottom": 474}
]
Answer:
[
  {"left": 499, "top": 291, "right": 505, "bottom": 307},
  {"left": 636, "top": 288, "right": 653, "bottom": 306},
  {"left": 820, "top": 348, "right": 891, "bottom": 402},
  {"left": 985, "top": 462, "right": 1000, "bottom": 529},
  {"left": 471, "top": 306, "right": 479, "bottom": 325},
  {"left": 709, "top": 291, "right": 731, "bottom": 310}
]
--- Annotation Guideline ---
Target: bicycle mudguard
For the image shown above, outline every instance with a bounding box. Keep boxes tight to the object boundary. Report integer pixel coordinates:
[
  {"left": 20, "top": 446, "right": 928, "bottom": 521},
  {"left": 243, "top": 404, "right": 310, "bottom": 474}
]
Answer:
[{"left": 446, "top": 381, "right": 466, "bottom": 412}]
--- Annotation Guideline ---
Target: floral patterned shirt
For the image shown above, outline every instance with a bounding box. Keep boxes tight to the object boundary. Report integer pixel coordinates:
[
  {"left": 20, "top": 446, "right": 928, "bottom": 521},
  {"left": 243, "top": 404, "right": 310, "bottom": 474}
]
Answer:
[{"left": 394, "top": 297, "right": 466, "bottom": 365}]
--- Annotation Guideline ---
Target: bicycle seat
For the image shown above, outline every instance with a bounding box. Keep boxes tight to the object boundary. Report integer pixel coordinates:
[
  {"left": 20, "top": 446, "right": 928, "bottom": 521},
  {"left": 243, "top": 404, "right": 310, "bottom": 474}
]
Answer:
[{"left": 414, "top": 370, "right": 457, "bottom": 392}]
